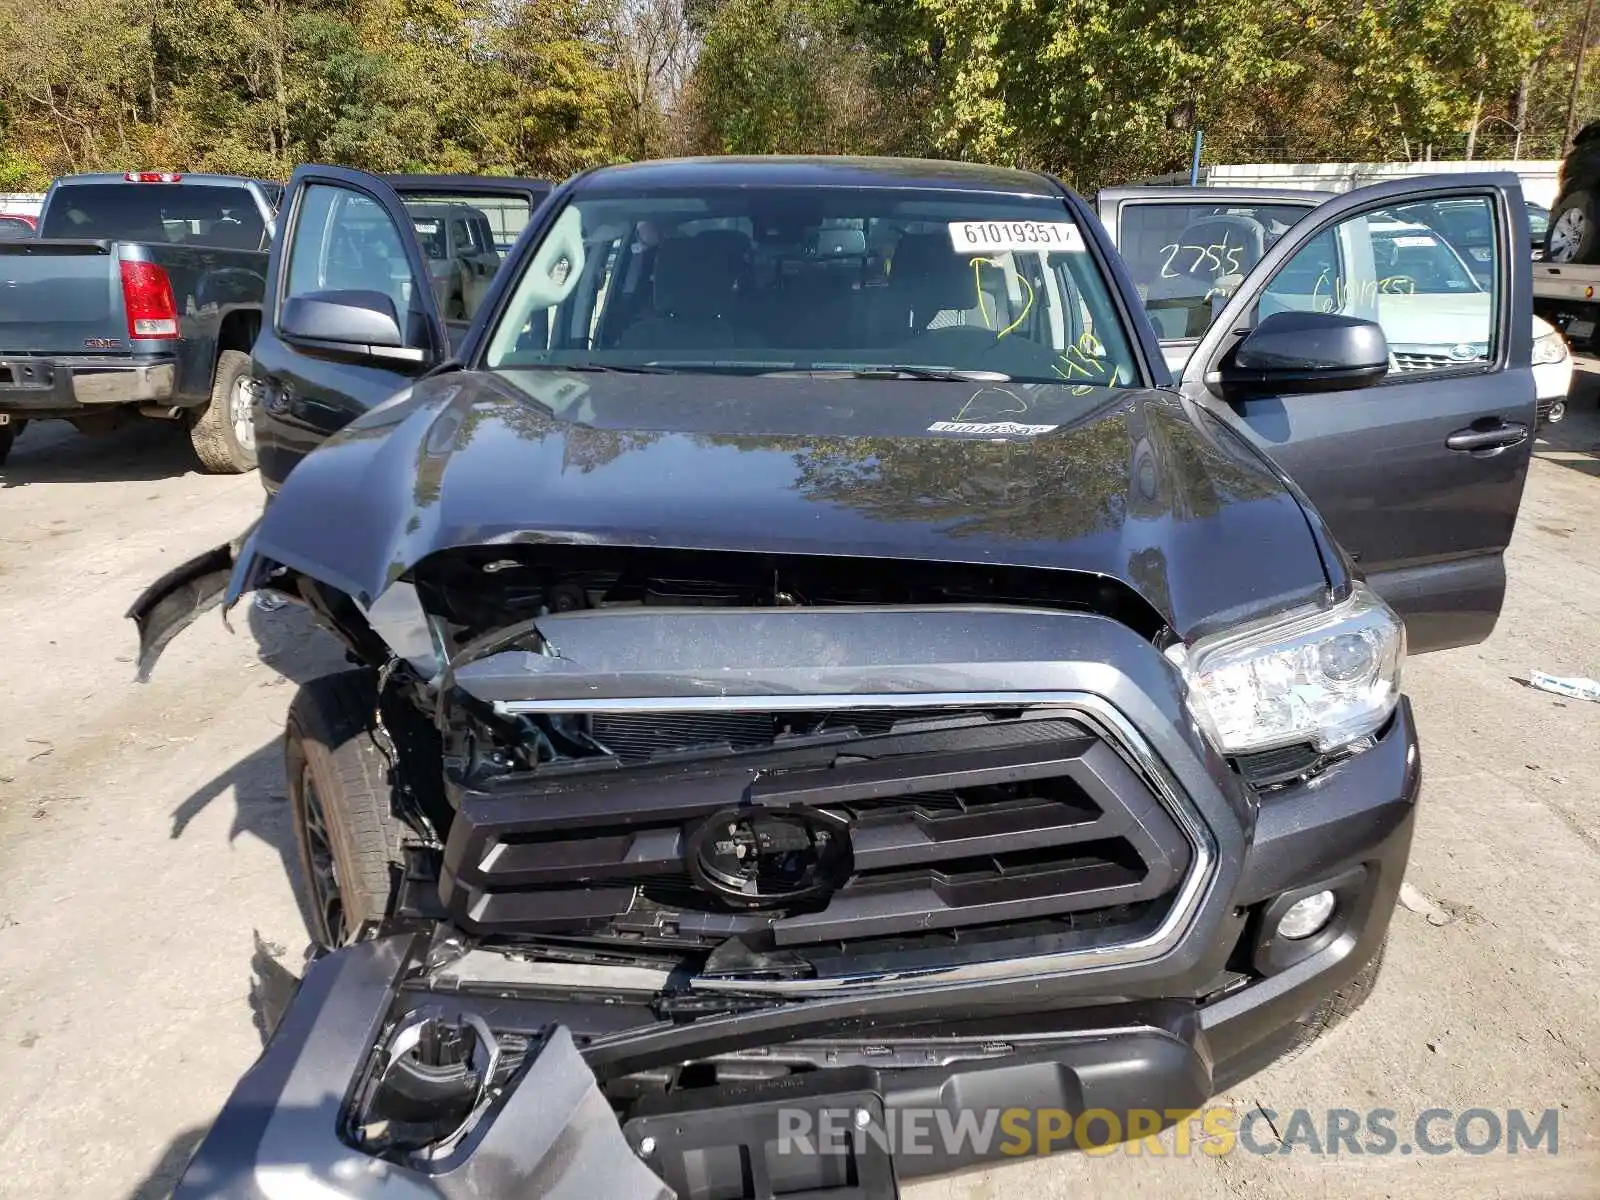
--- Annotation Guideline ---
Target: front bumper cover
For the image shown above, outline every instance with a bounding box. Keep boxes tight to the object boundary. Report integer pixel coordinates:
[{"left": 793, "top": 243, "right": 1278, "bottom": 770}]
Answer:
[
  {"left": 174, "top": 699, "right": 1419, "bottom": 1197},
  {"left": 172, "top": 940, "right": 675, "bottom": 1200}
]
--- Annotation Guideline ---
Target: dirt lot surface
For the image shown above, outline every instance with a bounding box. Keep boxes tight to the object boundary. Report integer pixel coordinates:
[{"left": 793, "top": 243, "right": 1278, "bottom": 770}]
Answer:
[{"left": 0, "top": 382, "right": 1597, "bottom": 1200}]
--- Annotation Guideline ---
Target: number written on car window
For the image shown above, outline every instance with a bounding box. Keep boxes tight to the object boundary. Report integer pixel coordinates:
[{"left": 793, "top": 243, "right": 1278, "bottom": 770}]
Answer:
[{"left": 948, "top": 221, "right": 1085, "bottom": 253}]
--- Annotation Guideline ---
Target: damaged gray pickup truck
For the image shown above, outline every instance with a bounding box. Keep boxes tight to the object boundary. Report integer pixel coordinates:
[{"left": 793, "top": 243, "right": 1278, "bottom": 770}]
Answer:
[{"left": 131, "top": 157, "right": 1537, "bottom": 1197}]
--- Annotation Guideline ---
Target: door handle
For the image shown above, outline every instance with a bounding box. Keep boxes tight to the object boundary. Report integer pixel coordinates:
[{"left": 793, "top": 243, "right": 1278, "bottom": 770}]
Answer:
[
  {"left": 260, "top": 379, "right": 292, "bottom": 417},
  {"left": 1446, "top": 421, "right": 1528, "bottom": 453}
]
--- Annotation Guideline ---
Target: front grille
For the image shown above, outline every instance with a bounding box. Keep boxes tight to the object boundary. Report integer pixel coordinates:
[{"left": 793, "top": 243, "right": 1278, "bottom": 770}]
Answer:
[
  {"left": 1392, "top": 350, "right": 1487, "bottom": 372},
  {"left": 438, "top": 711, "right": 1192, "bottom": 956},
  {"left": 1393, "top": 352, "right": 1452, "bottom": 371}
]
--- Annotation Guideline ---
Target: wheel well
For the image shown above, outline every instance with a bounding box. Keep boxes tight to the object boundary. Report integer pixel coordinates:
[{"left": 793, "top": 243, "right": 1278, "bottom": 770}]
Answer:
[{"left": 217, "top": 308, "right": 262, "bottom": 358}]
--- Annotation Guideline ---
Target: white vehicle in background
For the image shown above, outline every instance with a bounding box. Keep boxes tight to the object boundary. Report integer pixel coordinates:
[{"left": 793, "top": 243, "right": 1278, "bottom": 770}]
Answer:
[
  {"left": 1531, "top": 323, "right": 1570, "bottom": 424},
  {"left": 1367, "top": 216, "right": 1572, "bottom": 424},
  {"left": 1097, "top": 186, "right": 1573, "bottom": 425}
]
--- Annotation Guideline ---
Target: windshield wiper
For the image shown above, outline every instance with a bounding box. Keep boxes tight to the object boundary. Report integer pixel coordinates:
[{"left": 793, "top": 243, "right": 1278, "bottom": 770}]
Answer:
[
  {"left": 516, "top": 363, "right": 679, "bottom": 375},
  {"left": 809, "top": 365, "right": 1011, "bottom": 383},
  {"left": 517, "top": 361, "right": 803, "bottom": 375}
]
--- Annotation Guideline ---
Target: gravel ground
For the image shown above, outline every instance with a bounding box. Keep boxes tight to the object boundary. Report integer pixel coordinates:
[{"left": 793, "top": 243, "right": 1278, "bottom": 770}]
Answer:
[{"left": 0, "top": 380, "right": 1596, "bottom": 1200}]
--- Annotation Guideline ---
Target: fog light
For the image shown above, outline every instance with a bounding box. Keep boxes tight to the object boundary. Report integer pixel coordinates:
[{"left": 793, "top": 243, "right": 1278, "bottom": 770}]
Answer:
[{"left": 1277, "top": 890, "right": 1336, "bottom": 940}]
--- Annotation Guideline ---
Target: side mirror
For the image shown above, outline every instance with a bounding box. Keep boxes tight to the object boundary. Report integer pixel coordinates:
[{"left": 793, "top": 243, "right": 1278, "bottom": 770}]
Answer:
[
  {"left": 279, "top": 290, "right": 425, "bottom": 367},
  {"left": 1222, "top": 310, "right": 1389, "bottom": 396}
]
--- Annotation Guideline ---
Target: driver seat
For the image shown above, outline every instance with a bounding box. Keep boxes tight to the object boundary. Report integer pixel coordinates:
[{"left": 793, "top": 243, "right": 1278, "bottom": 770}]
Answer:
[
  {"left": 869, "top": 233, "right": 991, "bottom": 341},
  {"left": 618, "top": 234, "right": 762, "bottom": 350}
]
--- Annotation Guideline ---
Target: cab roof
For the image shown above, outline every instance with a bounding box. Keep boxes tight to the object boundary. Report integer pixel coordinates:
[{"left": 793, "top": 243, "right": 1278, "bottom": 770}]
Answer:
[{"left": 573, "top": 156, "right": 1066, "bottom": 198}]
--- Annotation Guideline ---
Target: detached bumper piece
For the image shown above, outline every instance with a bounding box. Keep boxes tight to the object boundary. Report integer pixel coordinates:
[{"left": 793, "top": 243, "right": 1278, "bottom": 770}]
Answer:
[
  {"left": 176, "top": 940, "right": 1223, "bottom": 1199},
  {"left": 173, "top": 941, "right": 676, "bottom": 1200}
]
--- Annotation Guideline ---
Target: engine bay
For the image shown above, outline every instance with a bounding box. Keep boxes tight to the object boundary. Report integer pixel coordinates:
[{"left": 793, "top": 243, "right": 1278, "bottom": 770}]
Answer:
[{"left": 402, "top": 543, "right": 1169, "bottom": 782}]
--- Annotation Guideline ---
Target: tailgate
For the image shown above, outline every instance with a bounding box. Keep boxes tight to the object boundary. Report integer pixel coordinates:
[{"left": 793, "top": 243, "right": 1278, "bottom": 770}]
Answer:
[{"left": 0, "top": 240, "right": 124, "bottom": 354}]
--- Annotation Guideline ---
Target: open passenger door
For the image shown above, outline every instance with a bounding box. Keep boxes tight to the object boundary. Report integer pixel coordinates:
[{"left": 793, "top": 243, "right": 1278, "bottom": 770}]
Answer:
[{"left": 1176, "top": 173, "right": 1536, "bottom": 654}]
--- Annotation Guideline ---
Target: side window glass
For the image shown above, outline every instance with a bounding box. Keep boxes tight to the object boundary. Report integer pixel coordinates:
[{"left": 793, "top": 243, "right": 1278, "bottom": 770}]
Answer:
[
  {"left": 450, "top": 218, "right": 470, "bottom": 256},
  {"left": 1251, "top": 197, "right": 1500, "bottom": 375},
  {"left": 285, "top": 183, "right": 425, "bottom": 343},
  {"left": 1120, "top": 202, "right": 1309, "bottom": 341},
  {"left": 1258, "top": 229, "right": 1341, "bottom": 317}
]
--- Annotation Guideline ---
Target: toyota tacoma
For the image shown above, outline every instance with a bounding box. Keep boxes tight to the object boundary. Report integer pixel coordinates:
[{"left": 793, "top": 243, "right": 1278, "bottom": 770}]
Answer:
[{"left": 130, "top": 157, "right": 1537, "bottom": 1197}]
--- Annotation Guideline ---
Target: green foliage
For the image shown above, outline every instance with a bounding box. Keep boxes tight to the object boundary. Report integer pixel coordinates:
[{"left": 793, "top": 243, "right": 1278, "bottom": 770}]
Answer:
[
  {"left": 864, "top": 0, "right": 1557, "bottom": 188},
  {"left": 0, "top": 0, "right": 630, "bottom": 184},
  {"left": 0, "top": 0, "right": 1590, "bottom": 191},
  {"left": 688, "top": 0, "right": 888, "bottom": 154}
]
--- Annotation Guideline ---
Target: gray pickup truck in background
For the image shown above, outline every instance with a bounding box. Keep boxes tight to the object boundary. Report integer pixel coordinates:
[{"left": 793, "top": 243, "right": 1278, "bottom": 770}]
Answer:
[{"left": 0, "top": 172, "right": 279, "bottom": 472}]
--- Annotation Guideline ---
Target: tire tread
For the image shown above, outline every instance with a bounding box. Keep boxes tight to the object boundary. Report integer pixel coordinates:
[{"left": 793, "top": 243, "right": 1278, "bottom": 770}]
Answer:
[
  {"left": 286, "top": 671, "right": 404, "bottom": 944},
  {"left": 189, "top": 348, "right": 256, "bottom": 474}
]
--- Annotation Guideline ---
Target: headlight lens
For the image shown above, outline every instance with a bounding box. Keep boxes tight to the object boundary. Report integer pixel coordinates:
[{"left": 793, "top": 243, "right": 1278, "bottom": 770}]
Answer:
[
  {"left": 1171, "top": 583, "right": 1405, "bottom": 755},
  {"left": 1533, "top": 330, "right": 1569, "bottom": 366}
]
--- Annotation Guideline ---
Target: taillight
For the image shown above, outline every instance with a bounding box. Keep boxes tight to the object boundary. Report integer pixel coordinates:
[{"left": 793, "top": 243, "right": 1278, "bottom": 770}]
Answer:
[
  {"left": 124, "top": 172, "right": 183, "bottom": 183},
  {"left": 120, "top": 260, "right": 179, "bottom": 339}
]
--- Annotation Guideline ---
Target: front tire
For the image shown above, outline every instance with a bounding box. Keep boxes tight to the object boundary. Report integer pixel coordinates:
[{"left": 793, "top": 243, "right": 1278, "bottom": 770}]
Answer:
[
  {"left": 285, "top": 672, "right": 405, "bottom": 949},
  {"left": 0, "top": 420, "right": 20, "bottom": 466},
  {"left": 1547, "top": 191, "right": 1599, "bottom": 264},
  {"left": 189, "top": 349, "right": 259, "bottom": 474}
]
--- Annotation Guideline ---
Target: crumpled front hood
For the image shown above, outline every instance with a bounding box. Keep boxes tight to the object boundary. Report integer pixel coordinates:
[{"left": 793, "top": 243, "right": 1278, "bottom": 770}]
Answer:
[{"left": 246, "top": 369, "right": 1330, "bottom": 639}]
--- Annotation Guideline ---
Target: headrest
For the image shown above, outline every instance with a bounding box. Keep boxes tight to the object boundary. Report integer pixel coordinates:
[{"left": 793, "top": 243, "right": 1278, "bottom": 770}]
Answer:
[
  {"left": 817, "top": 228, "right": 866, "bottom": 256},
  {"left": 1171, "top": 215, "right": 1267, "bottom": 280},
  {"left": 652, "top": 234, "right": 747, "bottom": 318},
  {"left": 889, "top": 232, "right": 977, "bottom": 311},
  {"left": 690, "top": 229, "right": 754, "bottom": 262}
]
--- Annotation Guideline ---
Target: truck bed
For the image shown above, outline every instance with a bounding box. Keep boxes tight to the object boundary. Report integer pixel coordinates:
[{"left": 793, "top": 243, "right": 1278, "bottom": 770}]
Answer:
[{"left": 0, "top": 234, "right": 269, "bottom": 416}]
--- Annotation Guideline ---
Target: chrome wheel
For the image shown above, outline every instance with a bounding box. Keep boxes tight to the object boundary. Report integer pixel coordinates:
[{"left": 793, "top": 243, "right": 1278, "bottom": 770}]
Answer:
[
  {"left": 230, "top": 374, "right": 257, "bottom": 452},
  {"left": 298, "top": 767, "right": 347, "bottom": 947},
  {"left": 1548, "top": 399, "right": 1567, "bottom": 424},
  {"left": 1549, "top": 207, "right": 1588, "bottom": 264}
]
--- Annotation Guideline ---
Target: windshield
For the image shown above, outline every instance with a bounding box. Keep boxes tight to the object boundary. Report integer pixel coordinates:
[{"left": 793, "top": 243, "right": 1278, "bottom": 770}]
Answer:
[
  {"left": 483, "top": 186, "right": 1140, "bottom": 387},
  {"left": 39, "top": 183, "right": 266, "bottom": 250},
  {"left": 1114, "top": 201, "right": 1311, "bottom": 341},
  {"left": 1369, "top": 224, "right": 1482, "bottom": 294}
]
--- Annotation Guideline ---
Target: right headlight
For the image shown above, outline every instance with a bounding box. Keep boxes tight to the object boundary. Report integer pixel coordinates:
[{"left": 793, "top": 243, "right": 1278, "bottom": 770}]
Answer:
[
  {"left": 1533, "top": 329, "right": 1569, "bottom": 366},
  {"left": 1169, "top": 583, "right": 1405, "bottom": 756}
]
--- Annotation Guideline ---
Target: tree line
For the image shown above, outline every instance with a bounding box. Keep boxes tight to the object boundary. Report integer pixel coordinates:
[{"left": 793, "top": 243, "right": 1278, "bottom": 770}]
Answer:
[{"left": 0, "top": 0, "right": 1592, "bottom": 194}]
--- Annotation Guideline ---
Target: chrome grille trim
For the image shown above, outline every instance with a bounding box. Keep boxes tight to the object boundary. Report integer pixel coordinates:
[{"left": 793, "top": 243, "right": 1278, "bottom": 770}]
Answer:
[{"left": 495, "top": 690, "right": 1217, "bottom": 998}]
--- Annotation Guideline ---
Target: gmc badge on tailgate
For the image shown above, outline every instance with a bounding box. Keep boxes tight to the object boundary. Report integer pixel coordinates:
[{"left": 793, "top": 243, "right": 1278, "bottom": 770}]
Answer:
[{"left": 84, "top": 337, "right": 122, "bottom": 350}]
